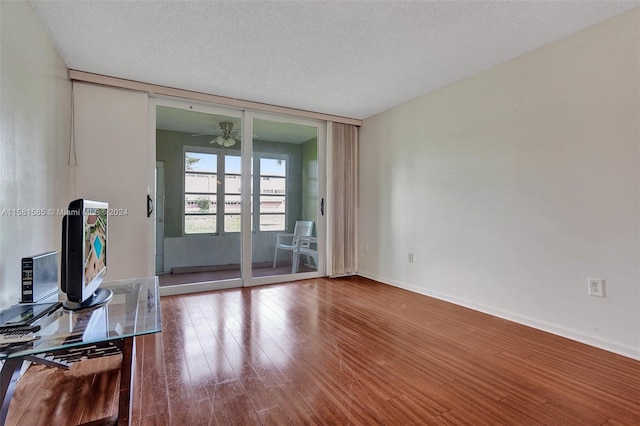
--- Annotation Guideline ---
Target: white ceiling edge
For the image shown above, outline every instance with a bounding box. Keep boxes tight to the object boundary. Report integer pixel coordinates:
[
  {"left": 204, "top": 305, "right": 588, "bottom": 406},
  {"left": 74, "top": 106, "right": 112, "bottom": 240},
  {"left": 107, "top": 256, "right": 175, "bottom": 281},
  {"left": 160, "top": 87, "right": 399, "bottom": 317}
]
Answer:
[{"left": 29, "top": 1, "right": 640, "bottom": 120}]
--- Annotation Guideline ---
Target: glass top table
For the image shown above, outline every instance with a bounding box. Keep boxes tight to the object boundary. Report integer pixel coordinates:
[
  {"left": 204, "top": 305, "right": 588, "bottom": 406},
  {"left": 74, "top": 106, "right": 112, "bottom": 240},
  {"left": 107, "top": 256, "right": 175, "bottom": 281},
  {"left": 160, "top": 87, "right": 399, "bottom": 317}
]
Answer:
[{"left": 0, "top": 277, "right": 161, "bottom": 425}]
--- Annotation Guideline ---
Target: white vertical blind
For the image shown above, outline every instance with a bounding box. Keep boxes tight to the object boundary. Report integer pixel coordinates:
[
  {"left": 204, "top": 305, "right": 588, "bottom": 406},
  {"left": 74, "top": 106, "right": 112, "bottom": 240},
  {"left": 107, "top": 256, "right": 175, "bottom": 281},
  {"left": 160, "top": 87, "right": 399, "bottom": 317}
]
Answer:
[{"left": 329, "top": 122, "right": 358, "bottom": 277}]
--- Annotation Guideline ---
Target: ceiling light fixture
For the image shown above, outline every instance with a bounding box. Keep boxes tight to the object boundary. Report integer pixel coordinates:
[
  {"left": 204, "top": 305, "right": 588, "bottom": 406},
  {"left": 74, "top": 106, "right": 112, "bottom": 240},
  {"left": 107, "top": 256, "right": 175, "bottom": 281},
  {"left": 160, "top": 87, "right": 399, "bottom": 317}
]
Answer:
[{"left": 210, "top": 122, "right": 238, "bottom": 147}]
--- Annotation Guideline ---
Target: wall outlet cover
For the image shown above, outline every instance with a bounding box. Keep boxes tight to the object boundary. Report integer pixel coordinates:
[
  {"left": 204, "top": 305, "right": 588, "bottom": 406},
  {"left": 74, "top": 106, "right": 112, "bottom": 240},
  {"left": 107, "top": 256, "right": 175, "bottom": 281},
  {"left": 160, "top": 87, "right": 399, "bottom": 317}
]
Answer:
[{"left": 588, "top": 278, "right": 605, "bottom": 297}]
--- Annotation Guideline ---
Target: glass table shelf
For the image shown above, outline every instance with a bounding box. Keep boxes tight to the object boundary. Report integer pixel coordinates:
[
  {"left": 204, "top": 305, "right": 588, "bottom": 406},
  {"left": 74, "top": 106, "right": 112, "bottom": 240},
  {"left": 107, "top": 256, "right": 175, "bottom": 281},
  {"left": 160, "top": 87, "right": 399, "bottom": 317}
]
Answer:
[{"left": 0, "top": 277, "right": 161, "bottom": 425}]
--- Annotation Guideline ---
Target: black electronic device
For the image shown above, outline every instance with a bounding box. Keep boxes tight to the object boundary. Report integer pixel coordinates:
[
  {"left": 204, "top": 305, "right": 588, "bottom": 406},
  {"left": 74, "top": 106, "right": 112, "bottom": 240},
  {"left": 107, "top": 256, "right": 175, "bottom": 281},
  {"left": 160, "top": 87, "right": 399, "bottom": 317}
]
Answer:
[
  {"left": 21, "top": 251, "right": 58, "bottom": 303},
  {"left": 0, "top": 302, "right": 61, "bottom": 329},
  {"left": 61, "top": 199, "right": 112, "bottom": 311}
]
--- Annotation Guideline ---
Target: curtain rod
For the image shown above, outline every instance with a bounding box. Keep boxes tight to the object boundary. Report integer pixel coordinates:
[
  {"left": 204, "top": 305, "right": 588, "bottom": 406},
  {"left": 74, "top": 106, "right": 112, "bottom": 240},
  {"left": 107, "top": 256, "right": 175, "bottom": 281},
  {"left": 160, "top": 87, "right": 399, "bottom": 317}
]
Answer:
[{"left": 68, "top": 70, "right": 362, "bottom": 127}]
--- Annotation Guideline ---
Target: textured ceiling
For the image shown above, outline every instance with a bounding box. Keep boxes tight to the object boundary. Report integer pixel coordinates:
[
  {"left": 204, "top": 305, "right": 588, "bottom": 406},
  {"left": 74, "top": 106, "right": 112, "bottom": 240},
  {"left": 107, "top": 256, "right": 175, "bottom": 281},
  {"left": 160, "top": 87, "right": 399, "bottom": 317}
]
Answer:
[{"left": 30, "top": 1, "right": 639, "bottom": 120}]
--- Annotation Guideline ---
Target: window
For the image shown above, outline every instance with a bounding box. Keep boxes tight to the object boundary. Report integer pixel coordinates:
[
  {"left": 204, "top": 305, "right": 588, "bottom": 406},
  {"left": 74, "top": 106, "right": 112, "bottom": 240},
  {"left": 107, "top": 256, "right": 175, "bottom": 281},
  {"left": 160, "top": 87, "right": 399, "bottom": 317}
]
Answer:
[
  {"left": 259, "top": 158, "right": 286, "bottom": 231},
  {"left": 184, "top": 152, "right": 217, "bottom": 234},
  {"left": 184, "top": 150, "right": 287, "bottom": 234},
  {"left": 224, "top": 154, "right": 241, "bottom": 233}
]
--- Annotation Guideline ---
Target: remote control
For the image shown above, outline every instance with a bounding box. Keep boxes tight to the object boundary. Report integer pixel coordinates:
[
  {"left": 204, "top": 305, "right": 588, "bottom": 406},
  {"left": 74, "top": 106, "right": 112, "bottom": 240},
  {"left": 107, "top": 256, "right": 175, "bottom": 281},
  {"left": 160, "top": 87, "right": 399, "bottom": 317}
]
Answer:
[
  {"left": 0, "top": 324, "right": 41, "bottom": 334},
  {"left": 0, "top": 331, "right": 35, "bottom": 345}
]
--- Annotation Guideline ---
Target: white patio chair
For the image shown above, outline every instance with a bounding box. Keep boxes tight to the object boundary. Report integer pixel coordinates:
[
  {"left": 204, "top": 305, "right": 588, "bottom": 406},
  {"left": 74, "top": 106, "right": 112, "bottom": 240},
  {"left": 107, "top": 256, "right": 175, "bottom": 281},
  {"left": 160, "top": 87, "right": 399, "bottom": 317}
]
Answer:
[
  {"left": 292, "top": 236, "right": 318, "bottom": 273},
  {"left": 273, "top": 220, "right": 314, "bottom": 268}
]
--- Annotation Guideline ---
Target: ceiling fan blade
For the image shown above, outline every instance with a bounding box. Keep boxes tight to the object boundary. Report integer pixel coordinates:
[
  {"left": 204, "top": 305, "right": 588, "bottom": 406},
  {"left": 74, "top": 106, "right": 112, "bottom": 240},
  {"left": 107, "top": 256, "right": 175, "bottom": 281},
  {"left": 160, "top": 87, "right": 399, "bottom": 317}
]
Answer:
[{"left": 231, "top": 132, "right": 258, "bottom": 138}]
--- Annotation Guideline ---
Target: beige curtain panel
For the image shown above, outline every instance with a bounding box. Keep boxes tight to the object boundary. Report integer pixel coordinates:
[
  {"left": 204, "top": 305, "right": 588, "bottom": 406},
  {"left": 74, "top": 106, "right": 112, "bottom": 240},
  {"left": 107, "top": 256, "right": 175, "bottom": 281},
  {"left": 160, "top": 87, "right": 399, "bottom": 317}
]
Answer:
[{"left": 330, "top": 122, "right": 358, "bottom": 277}]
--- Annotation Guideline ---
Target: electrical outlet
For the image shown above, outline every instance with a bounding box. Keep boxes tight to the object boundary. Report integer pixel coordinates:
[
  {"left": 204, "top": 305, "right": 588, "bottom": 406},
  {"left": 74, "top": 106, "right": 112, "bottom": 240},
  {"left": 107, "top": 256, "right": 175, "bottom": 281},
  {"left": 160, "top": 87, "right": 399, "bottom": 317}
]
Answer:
[
  {"left": 408, "top": 253, "right": 414, "bottom": 263},
  {"left": 588, "top": 278, "right": 605, "bottom": 297}
]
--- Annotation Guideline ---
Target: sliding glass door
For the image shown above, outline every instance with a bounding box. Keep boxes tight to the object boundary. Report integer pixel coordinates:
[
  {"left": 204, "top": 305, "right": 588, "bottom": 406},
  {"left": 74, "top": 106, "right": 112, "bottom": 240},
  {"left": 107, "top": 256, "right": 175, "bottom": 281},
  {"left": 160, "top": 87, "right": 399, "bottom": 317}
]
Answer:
[
  {"left": 246, "top": 114, "right": 325, "bottom": 285},
  {"left": 154, "top": 100, "right": 324, "bottom": 294},
  {"left": 155, "top": 101, "right": 244, "bottom": 293}
]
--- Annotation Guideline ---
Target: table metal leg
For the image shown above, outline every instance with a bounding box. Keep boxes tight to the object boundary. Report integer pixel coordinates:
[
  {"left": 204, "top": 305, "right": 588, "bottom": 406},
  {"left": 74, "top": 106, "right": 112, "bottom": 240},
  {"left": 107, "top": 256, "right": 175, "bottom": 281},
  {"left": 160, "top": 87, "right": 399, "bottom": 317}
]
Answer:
[
  {"left": 0, "top": 358, "right": 24, "bottom": 425},
  {"left": 117, "top": 337, "right": 135, "bottom": 426},
  {"left": 23, "top": 354, "right": 70, "bottom": 370}
]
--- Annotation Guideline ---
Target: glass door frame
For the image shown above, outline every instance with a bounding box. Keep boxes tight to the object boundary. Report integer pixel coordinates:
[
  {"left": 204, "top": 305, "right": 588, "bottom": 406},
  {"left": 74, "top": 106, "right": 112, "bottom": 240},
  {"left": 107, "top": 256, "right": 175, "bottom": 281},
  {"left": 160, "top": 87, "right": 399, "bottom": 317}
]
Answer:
[
  {"left": 153, "top": 96, "right": 245, "bottom": 296},
  {"left": 241, "top": 111, "right": 327, "bottom": 287},
  {"left": 151, "top": 98, "right": 327, "bottom": 295}
]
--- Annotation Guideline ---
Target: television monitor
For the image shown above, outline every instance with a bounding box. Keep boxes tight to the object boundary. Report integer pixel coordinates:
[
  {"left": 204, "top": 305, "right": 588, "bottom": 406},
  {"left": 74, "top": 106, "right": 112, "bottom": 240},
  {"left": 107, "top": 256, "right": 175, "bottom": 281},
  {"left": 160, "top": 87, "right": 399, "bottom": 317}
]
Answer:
[{"left": 61, "top": 199, "right": 112, "bottom": 310}]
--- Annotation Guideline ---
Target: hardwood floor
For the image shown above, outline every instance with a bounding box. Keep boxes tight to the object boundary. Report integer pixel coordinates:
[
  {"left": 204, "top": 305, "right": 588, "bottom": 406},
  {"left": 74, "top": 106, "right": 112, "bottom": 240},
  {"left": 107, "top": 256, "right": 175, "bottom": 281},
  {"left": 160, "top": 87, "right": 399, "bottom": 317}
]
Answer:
[
  {"left": 132, "top": 276, "right": 639, "bottom": 425},
  {"left": 8, "top": 276, "right": 640, "bottom": 424},
  {"left": 7, "top": 356, "right": 121, "bottom": 425}
]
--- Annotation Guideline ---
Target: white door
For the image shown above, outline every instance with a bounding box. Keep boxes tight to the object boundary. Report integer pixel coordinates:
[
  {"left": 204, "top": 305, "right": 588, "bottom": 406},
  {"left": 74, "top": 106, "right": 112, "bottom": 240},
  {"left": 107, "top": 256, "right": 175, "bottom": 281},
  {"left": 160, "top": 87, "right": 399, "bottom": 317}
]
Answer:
[{"left": 73, "top": 82, "right": 149, "bottom": 281}]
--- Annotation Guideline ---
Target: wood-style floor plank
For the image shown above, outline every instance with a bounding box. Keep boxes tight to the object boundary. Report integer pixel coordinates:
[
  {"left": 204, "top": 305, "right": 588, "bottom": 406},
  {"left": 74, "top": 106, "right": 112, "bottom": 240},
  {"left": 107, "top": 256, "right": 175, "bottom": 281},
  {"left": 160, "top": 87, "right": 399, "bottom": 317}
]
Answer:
[
  {"left": 7, "top": 276, "right": 640, "bottom": 425},
  {"left": 7, "top": 356, "right": 121, "bottom": 426}
]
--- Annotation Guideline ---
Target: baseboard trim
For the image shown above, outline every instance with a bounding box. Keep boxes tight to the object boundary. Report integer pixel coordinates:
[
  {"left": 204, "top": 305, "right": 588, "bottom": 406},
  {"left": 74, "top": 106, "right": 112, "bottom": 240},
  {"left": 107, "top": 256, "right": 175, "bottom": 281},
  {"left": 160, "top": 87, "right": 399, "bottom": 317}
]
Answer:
[
  {"left": 357, "top": 271, "right": 640, "bottom": 361},
  {"left": 159, "top": 279, "right": 241, "bottom": 296},
  {"left": 171, "top": 262, "right": 275, "bottom": 274}
]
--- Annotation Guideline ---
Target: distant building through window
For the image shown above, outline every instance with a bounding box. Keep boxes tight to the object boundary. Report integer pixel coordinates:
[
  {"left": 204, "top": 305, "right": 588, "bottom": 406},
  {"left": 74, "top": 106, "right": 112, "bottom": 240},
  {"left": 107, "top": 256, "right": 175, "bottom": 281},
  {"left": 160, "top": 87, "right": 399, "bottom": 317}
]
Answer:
[
  {"left": 259, "top": 158, "right": 286, "bottom": 231},
  {"left": 184, "top": 151, "right": 217, "bottom": 234},
  {"left": 184, "top": 150, "right": 287, "bottom": 234}
]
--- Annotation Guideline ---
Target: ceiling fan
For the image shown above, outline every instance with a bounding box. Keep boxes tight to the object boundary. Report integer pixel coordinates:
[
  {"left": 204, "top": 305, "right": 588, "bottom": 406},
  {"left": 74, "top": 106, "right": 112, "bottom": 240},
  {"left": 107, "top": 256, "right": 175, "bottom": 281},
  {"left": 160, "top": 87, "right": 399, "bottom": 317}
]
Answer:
[
  {"left": 208, "top": 122, "right": 239, "bottom": 147},
  {"left": 191, "top": 122, "right": 240, "bottom": 147}
]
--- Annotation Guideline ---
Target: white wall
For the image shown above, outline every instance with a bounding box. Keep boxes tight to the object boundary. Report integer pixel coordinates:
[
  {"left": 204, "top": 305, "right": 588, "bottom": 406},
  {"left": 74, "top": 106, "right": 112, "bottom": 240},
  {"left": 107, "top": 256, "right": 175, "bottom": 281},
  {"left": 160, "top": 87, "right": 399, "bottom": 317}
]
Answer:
[
  {"left": 163, "top": 235, "right": 241, "bottom": 272},
  {"left": 72, "top": 83, "right": 150, "bottom": 281},
  {"left": 0, "top": 2, "right": 71, "bottom": 308},
  {"left": 359, "top": 9, "right": 640, "bottom": 359}
]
